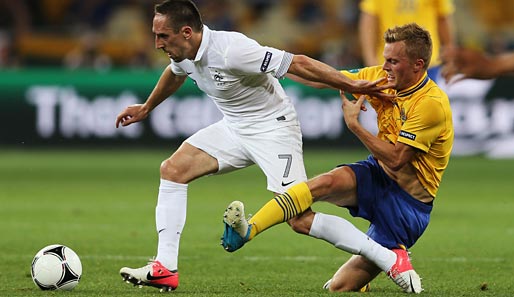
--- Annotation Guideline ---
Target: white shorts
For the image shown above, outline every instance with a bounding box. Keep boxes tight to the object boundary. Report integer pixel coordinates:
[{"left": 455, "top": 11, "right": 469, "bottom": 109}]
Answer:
[{"left": 185, "top": 119, "right": 307, "bottom": 193}]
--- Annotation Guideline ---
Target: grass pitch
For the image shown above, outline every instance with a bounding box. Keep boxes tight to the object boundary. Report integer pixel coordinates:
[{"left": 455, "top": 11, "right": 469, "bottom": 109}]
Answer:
[{"left": 1, "top": 148, "right": 513, "bottom": 296}]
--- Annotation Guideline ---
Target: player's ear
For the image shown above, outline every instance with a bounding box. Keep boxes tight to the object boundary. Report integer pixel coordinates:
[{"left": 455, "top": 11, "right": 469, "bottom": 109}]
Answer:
[
  {"left": 414, "top": 58, "right": 424, "bottom": 72},
  {"left": 181, "top": 26, "right": 193, "bottom": 40}
]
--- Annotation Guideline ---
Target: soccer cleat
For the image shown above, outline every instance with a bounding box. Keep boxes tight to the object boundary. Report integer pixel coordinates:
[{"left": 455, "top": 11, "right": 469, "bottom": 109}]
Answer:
[
  {"left": 120, "top": 260, "right": 178, "bottom": 292},
  {"left": 322, "top": 278, "right": 331, "bottom": 290},
  {"left": 359, "top": 283, "right": 371, "bottom": 292},
  {"left": 221, "top": 200, "right": 251, "bottom": 252},
  {"left": 387, "top": 249, "right": 422, "bottom": 294}
]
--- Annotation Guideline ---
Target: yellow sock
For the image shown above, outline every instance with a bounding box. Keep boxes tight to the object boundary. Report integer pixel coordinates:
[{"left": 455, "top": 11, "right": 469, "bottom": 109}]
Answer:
[{"left": 247, "top": 182, "right": 313, "bottom": 240}]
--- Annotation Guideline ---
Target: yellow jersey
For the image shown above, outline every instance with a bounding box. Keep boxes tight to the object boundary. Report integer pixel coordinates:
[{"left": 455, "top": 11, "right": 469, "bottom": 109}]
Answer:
[
  {"left": 360, "top": 0, "right": 455, "bottom": 67},
  {"left": 342, "top": 66, "right": 454, "bottom": 197}
]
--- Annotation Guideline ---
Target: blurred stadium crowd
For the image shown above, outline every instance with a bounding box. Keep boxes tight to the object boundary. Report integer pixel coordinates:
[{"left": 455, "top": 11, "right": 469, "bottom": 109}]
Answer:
[{"left": 1, "top": 0, "right": 513, "bottom": 71}]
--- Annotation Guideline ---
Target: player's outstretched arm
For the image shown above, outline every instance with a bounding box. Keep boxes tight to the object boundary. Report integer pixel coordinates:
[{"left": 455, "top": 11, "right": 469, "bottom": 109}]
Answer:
[
  {"left": 442, "top": 48, "right": 514, "bottom": 82},
  {"left": 285, "top": 73, "right": 332, "bottom": 89},
  {"left": 116, "top": 67, "right": 186, "bottom": 127},
  {"left": 287, "top": 55, "right": 394, "bottom": 99}
]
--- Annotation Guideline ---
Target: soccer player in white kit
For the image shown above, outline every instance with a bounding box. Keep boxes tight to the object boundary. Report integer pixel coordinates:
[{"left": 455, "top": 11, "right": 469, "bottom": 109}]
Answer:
[{"left": 115, "top": 0, "right": 392, "bottom": 292}]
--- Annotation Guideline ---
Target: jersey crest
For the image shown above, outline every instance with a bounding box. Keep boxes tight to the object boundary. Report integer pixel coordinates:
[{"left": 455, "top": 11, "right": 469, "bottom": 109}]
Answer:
[{"left": 208, "top": 67, "right": 226, "bottom": 87}]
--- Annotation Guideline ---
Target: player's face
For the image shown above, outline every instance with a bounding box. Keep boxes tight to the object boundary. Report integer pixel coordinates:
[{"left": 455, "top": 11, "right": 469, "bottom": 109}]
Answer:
[
  {"left": 382, "top": 41, "right": 419, "bottom": 91},
  {"left": 152, "top": 14, "right": 192, "bottom": 62}
]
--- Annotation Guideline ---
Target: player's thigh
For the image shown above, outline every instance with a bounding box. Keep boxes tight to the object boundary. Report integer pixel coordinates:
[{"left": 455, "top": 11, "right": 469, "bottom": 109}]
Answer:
[
  {"left": 242, "top": 125, "right": 307, "bottom": 193},
  {"left": 309, "top": 165, "right": 358, "bottom": 207},
  {"left": 162, "top": 142, "right": 219, "bottom": 183},
  {"left": 185, "top": 120, "right": 254, "bottom": 174},
  {"left": 329, "top": 255, "right": 381, "bottom": 292}
]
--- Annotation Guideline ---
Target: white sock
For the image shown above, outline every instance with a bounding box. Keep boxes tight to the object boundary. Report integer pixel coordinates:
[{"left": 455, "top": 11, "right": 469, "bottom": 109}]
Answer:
[
  {"left": 155, "top": 179, "right": 188, "bottom": 271},
  {"left": 309, "top": 212, "right": 396, "bottom": 272}
]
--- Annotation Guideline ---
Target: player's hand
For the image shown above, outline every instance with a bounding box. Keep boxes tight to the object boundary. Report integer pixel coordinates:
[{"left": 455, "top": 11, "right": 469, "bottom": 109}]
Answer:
[
  {"left": 340, "top": 92, "right": 366, "bottom": 130},
  {"left": 347, "top": 77, "right": 395, "bottom": 100},
  {"left": 115, "top": 104, "right": 149, "bottom": 128},
  {"left": 441, "top": 47, "right": 495, "bottom": 83},
  {"left": 440, "top": 47, "right": 466, "bottom": 83}
]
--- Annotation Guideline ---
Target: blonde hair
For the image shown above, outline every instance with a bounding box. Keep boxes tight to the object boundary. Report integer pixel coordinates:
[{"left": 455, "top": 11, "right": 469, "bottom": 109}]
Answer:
[{"left": 384, "top": 23, "right": 432, "bottom": 70}]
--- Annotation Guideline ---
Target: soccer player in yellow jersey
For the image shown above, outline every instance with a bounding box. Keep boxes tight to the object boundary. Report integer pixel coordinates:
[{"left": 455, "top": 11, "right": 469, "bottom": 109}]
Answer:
[
  {"left": 359, "top": 0, "right": 455, "bottom": 79},
  {"left": 221, "top": 23, "right": 454, "bottom": 293}
]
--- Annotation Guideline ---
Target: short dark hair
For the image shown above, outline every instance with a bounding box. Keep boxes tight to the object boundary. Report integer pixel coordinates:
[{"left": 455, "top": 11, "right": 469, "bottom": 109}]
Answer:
[
  {"left": 154, "top": 0, "right": 203, "bottom": 33},
  {"left": 384, "top": 23, "right": 433, "bottom": 70}
]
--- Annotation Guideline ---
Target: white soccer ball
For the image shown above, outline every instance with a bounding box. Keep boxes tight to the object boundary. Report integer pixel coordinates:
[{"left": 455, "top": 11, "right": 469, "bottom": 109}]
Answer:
[{"left": 31, "top": 244, "right": 82, "bottom": 290}]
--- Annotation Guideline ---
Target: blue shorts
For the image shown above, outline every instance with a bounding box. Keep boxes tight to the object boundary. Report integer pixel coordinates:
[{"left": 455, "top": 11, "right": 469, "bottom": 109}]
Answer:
[{"left": 344, "top": 155, "right": 433, "bottom": 249}]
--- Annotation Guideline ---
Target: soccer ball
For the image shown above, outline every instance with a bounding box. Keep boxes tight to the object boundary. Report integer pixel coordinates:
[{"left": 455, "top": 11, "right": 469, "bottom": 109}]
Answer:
[{"left": 30, "top": 244, "right": 82, "bottom": 290}]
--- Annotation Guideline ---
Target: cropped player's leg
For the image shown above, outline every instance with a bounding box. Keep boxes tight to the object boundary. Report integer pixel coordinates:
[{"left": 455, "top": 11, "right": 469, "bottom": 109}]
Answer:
[
  {"left": 307, "top": 212, "right": 422, "bottom": 292},
  {"left": 221, "top": 124, "right": 310, "bottom": 252},
  {"left": 311, "top": 161, "right": 424, "bottom": 293},
  {"left": 288, "top": 210, "right": 399, "bottom": 292},
  {"left": 121, "top": 142, "right": 219, "bottom": 291},
  {"left": 158, "top": 142, "right": 219, "bottom": 265},
  {"left": 221, "top": 165, "right": 357, "bottom": 251},
  {"left": 289, "top": 210, "right": 420, "bottom": 293}
]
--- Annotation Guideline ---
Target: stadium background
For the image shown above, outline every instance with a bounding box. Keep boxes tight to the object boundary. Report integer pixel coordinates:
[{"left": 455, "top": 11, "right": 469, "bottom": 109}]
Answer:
[
  {"left": 1, "top": 1, "right": 514, "bottom": 296},
  {"left": 1, "top": 0, "right": 513, "bottom": 157}
]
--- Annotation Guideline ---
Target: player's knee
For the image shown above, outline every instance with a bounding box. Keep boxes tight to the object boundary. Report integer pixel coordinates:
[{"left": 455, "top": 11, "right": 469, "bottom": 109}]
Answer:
[
  {"left": 328, "top": 283, "right": 350, "bottom": 292},
  {"left": 327, "top": 280, "right": 361, "bottom": 293},
  {"left": 311, "top": 173, "right": 337, "bottom": 195},
  {"left": 287, "top": 217, "right": 308, "bottom": 234},
  {"left": 160, "top": 158, "right": 185, "bottom": 182},
  {"left": 287, "top": 212, "right": 314, "bottom": 235}
]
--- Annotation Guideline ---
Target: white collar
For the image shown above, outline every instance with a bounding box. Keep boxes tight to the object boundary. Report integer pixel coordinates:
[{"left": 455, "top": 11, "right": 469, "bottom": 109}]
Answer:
[{"left": 192, "top": 25, "right": 210, "bottom": 62}]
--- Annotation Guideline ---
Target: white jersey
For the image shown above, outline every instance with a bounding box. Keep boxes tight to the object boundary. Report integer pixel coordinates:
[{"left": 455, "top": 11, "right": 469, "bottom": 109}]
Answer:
[{"left": 170, "top": 26, "right": 297, "bottom": 134}]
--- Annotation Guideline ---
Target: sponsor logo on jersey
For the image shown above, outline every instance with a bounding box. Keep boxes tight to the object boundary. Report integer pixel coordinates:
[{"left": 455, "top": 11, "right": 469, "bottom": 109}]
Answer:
[
  {"left": 399, "top": 130, "right": 416, "bottom": 140},
  {"left": 261, "top": 51, "right": 272, "bottom": 72}
]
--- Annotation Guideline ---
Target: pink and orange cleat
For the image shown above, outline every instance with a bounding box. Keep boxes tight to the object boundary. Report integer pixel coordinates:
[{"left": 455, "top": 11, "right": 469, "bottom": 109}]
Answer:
[
  {"left": 120, "top": 260, "right": 178, "bottom": 292},
  {"left": 387, "top": 248, "right": 422, "bottom": 293}
]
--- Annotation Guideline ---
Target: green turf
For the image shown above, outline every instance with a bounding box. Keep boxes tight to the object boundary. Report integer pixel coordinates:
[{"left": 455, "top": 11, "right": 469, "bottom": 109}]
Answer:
[{"left": 1, "top": 148, "right": 513, "bottom": 296}]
